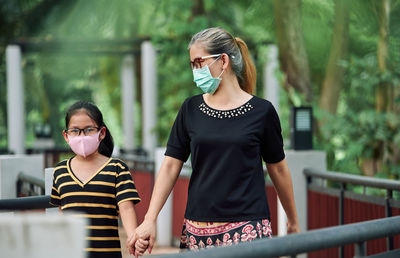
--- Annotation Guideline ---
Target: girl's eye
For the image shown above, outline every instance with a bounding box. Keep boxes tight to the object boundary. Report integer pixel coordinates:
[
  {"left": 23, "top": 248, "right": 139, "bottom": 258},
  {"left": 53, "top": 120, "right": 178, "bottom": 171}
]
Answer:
[{"left": 84, "top": 127, "right": 99, "bottom": 135}]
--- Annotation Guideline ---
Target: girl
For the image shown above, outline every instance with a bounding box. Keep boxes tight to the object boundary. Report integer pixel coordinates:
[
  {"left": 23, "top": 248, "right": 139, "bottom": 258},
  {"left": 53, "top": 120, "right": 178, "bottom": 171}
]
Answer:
[
  {"left": 131, "top": 27, "right": 299, "bottom": 254},
  {"left": 50, "top": 101, "right": 146, "bottom": 258}
]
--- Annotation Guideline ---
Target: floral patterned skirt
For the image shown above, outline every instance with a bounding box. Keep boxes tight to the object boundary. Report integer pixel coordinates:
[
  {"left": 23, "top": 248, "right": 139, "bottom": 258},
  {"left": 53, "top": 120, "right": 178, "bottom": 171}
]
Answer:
[{"left": 179, "top": 218, "right": 272, "bottom": 250}]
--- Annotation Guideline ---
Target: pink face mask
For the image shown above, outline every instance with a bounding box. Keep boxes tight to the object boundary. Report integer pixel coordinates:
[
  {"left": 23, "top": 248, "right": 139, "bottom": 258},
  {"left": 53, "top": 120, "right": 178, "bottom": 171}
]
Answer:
[{"left": 67, "top": 131, "right": 101, "bottom": 158}]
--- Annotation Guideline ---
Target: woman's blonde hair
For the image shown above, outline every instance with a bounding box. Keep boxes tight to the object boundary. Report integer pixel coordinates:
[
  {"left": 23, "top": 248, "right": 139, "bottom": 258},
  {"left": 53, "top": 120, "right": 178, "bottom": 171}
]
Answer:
[{"left": 188, "top": 27, "right": 256, "bottom": 94}]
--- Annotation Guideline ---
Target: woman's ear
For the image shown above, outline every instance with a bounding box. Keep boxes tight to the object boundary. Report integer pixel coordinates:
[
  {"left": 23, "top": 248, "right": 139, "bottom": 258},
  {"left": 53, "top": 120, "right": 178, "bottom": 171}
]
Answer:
[{"left": 221, "top": 53, "right": 230, "bottom": 70}]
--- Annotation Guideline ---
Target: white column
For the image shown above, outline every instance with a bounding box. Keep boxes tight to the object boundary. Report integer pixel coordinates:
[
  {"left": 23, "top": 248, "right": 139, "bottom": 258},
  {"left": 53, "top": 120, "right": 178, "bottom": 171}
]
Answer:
[
  {"left": 141, "top": 41, "right": 157, "bottom": 158},
  {"left": 264, "top": 45, "right": 280, "bottom": 112},
  {"left": 263, "top": 44, "right": 287, "bottom": 237},
  {"left": 155, "top": 147, "right": 172, "bottom": 246},
  {"left": 6, "top": 45, "right": 25, "bottom": 154},
  {"left": 121, "top": 55, "right": 136, "bottom": 152}
]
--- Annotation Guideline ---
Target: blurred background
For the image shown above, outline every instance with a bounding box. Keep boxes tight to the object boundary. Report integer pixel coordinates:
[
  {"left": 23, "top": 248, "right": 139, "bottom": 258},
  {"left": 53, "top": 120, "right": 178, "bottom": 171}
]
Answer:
[{"left": 0, "top": 0, "right": 399, "bottom": 181}]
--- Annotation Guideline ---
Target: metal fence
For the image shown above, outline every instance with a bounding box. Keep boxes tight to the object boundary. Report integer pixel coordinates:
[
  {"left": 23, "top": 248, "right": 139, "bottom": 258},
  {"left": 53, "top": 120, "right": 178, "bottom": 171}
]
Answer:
[
  {"left": 16, "top": 172, "right": 45, "bottom": 196},
  {"left": 153, "top": 216, "right": 400, "bottom": 258},
  {"left": 304, "top": 167, "right": 400, "bottom": 257}
]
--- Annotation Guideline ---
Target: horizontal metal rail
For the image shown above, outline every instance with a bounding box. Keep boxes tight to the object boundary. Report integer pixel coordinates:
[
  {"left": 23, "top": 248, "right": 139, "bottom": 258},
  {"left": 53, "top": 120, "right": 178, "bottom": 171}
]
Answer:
[
  {"left": 154, "top": 216, "right": 400, "bottom": 258},
  {"left": 304, "top": 167, "right": 400, "bottom": 256},
  {"left": 17, "top": 172, "right": 45, "bottom": 189},
  {"left": 0, "top": 195, "right": 52, "bottom": 210},
  {"left": 304, "top": 167, "right": 400, "bottom": 190}
]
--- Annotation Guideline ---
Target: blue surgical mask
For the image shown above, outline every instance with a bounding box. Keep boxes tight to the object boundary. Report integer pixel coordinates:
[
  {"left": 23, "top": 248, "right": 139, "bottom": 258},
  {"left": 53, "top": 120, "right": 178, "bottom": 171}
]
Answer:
[{"left": 192, "top": 58, "right": 224, "bottom": 94}]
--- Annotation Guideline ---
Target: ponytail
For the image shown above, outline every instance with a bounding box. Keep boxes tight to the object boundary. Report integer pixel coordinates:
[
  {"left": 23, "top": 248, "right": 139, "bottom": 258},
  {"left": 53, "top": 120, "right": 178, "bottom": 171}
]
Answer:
[
  {"left": 235, "top": 37, "right": 256, "bottom": 94},
  {"left": 99, "top": 125, "right": 114, "bottom": 157}
]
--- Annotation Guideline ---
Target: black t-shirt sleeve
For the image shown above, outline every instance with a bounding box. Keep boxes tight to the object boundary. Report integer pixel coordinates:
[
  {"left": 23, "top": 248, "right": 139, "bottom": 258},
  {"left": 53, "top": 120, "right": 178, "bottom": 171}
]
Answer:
[
  {"left": 165, "top": 101, "right": 191, "bottom": 162},
  {"left": 261, "top": 103, "right": 285, "bottom": 163}
]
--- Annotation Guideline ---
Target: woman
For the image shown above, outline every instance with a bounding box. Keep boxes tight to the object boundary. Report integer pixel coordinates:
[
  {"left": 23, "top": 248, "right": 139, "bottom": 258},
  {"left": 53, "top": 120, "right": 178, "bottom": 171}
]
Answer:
[{"left": 130, "top": 27, "right": 299, "bottom": 256}]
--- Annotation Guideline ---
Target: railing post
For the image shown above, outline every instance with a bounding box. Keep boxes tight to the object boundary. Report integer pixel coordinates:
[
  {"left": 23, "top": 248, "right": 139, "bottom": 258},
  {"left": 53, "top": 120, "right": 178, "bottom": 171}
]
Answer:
[
  {"left": 385, "top": 189, "right": 393, "bottom": 251},
  {"left": 339, "top": 182, "right": 346, "bottom": 258},
  {"left": 354, "top": 241, "right": 366, "bottom": 258}
]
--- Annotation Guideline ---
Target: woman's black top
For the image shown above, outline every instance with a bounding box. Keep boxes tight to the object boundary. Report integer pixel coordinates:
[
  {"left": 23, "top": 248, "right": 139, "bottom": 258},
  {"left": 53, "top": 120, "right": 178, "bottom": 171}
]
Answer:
[{"left": 165, "top": 94, "right": 285, "bottom": 222}]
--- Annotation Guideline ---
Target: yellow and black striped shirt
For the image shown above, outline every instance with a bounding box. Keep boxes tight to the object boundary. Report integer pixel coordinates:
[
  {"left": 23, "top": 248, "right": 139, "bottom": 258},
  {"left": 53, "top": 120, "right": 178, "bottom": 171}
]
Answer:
[{"left": 50, "top": 158, "right": 140, "bottom": 258}]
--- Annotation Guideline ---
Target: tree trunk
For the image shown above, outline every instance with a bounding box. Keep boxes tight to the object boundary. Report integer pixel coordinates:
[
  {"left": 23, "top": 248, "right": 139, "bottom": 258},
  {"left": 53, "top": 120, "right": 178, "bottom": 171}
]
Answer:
[
  {"left": 376, "top": 0, "right": 391, "bottom": 112},
  {"left": 319, "top": 0, "right": 349, "bottom": 115},
  {"left": 274, "top": 0, "right": 312, "bottom": 102},
  {"left": 361, "top": 0, "right": 391, "bottom": 177},
  {"left": 190, "top": 0, "right": 205, "bottom": 21}
]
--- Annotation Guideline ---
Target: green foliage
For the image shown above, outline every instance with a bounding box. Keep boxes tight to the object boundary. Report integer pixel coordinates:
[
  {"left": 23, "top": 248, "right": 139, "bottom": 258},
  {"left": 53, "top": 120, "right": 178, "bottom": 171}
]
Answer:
[
  {"left": 1, "top": 0, "right": 400, "bottom": 185},
  {"left": 319, "top": 53, "right": 400, "bottom": 178}
]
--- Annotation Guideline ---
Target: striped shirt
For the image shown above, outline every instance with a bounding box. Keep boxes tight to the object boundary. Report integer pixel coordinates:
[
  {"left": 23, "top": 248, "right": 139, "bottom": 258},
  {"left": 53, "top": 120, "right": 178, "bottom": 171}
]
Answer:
[{"left": 50, "top": 158, "right": 141, "bottom": 258}]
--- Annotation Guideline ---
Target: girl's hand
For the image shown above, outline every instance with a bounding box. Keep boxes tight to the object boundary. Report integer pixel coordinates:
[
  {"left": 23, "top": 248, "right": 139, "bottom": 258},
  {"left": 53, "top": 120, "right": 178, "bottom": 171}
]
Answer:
[
  {"left": 134, "top": 238, "right": 149, "bottom": 257},
  {"left": 126, "top": 231, "right": 137, "bottom": 255}
]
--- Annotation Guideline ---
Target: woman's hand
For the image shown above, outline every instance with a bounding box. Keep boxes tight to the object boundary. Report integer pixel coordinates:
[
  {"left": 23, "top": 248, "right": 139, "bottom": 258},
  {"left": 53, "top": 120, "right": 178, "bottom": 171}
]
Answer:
[
  {"left": 286, "top": 221, "right": 300, "bottom": 234},
  {"left": 127, "top": 218, "right": 157, "bottom": 256}
]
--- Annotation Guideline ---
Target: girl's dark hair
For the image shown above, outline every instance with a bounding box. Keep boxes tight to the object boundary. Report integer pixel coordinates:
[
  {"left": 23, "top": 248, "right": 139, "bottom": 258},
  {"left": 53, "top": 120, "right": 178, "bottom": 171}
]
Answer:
[
  {"left": 65, "top": 101, "right": 114, "bottom": 157},
  {"left": 188, "top": 27, "right": 256, "bottom": 94}
]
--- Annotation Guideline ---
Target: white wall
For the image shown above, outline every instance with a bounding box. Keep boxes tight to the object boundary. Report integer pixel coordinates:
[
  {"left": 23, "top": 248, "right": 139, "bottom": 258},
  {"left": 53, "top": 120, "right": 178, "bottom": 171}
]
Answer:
[
  {"left": 0, "top": 213, "right": 86, "bottom": 258},
  {"left": 0, "top": 155, "right": 44, "bottom": 199}
]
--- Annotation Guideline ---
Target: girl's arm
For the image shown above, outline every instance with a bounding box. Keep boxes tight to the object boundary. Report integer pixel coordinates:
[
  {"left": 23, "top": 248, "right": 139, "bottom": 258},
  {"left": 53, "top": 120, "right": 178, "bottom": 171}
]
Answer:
[
  {"left": 119, "top": 201, "right": 138, "bottom": 244},
  {"left": 130, "top": 156, "right": 183, "bottom": 254},
  {"left": 266, "top": 158, "right": 300, "bottom": 234}
]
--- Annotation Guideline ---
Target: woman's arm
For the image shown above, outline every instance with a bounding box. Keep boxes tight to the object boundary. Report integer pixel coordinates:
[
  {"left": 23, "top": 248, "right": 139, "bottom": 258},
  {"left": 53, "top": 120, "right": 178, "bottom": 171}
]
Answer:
[
  {"left": 130, "top": 156, "right": 184, "bottom": 255},
  {"left": 266, "top": 158, "right": 300, "bottom": 234}
]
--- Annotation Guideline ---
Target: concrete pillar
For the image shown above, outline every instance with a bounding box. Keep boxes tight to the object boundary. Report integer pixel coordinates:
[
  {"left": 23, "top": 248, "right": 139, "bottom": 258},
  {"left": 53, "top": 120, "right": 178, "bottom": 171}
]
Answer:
[
  {"left": 0, "top": 154, "right": 44, "bottom": 199},
  {"left": 45, "top": 167, "right": 58, "bottom": 213},
  {"left": 0, "top": 213, "right": 86, "bottom": 258},
  {"left": 155, "top": 147, "right": 172, "bottom": 246},
  {"left": 278, "top": 150, "right": 326, "bottom": 257},
  {"left": 285, "top": 150, "right": 326, "bottom": 233},
  {"left": 44, "top": 167, "right": 54, "bottom": 196},
  {"left": 6, "top": 45, "right": 25, "bottom": 154},
  {"left": 264, "top": 45, "right": 280, "bottom": 112},
  {"left": 141, "top": 41, "right": 157, "bottom": 158},
  {"left": 121, "top": 55, "right": 136, "bottom": 152}
]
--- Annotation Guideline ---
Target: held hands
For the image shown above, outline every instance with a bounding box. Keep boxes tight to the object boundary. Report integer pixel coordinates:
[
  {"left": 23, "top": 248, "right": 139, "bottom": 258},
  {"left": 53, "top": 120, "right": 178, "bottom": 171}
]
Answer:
[{"left": 127, "top": 219, "right": 157, "bottom": 257}]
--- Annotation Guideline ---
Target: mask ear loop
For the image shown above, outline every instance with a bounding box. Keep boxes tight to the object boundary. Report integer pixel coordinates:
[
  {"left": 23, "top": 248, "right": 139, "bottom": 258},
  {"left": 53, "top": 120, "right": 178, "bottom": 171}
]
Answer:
[
  {"left": 208, "top": 55, "right": 224, "bottom": 79},
  {"left": 208, "top": 55, "right": 222, "bottom": 68},
  {"left": 217, "top": 69, "right": 225, "bottom": 79}
]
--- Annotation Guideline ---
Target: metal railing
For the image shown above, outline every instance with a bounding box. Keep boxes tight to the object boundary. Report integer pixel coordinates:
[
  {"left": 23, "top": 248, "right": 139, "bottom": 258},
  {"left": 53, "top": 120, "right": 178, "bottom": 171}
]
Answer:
[
  {"left": 153, "top": 216, "right": 400, "bottom": 258},
  {"left": 0, "top": 195, "right": 52, "bottom": 210},
  {"left": 304, "top": 167, "right": 400, "bottom": 257},
  {"left": 16, "top": 172, "right": 45, "bottom": 196}
]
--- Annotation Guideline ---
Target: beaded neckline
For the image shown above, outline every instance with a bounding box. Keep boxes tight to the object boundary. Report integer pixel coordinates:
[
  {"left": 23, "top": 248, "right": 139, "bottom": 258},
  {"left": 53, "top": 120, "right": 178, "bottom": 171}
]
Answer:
[{"left": 199, "top": 98, "right": 254, "bottom": 119}]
